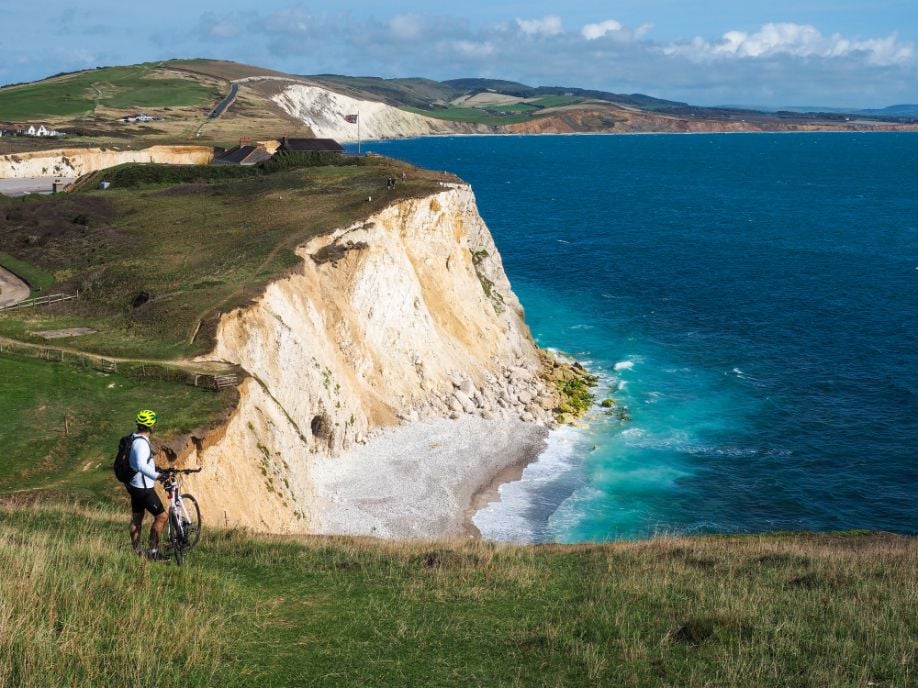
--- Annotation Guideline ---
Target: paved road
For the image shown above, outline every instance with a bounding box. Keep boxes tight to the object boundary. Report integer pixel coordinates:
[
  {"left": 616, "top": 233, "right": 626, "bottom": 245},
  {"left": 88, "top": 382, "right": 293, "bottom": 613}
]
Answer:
[
  {"left": 209, "top": 83, "right": 239, "bottom": 119},
  {"left": 0, "top": 266, "right": 29, "bottom": 309},
  {"left": 0, "top": 177, "right": 76, "bottom": 197}
]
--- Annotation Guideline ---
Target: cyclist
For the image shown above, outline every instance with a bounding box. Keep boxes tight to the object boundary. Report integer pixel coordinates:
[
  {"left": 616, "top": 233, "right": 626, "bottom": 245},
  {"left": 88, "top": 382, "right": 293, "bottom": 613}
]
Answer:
[{"left": 126, "top": 409, "right": 168, "bottom": 559}]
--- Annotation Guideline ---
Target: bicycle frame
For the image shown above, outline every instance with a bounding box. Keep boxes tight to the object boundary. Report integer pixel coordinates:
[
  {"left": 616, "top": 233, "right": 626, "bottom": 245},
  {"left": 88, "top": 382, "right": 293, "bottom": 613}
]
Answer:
[
  {"left": 163, "top": 473, "right": 192, "bottom": 542},
  {"left": 158, "top": 467, "right": 202, "bottom": 565}
]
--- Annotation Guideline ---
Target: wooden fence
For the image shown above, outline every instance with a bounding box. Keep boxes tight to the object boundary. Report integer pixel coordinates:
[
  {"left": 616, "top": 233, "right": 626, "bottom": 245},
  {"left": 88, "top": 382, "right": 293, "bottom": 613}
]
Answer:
[{"left": 0, "top": 292, "right": 78, "bottom": 312}]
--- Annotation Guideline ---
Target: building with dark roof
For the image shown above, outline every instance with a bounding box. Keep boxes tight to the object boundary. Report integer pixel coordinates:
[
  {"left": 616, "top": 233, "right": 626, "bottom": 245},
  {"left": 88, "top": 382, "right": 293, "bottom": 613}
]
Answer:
[
  {"left": 278, "top": 137, "right": 344, "bottom": 153},
  {"left": 213, "top": 145, "right": 273, "bottom": 166}
]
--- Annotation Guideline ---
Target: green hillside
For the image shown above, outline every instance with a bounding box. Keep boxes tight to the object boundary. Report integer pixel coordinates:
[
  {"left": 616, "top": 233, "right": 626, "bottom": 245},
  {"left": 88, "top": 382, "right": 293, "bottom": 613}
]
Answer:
[
  {"left": 1, "top": 500, "right": 913, "bottom": 688},
  {"left": 0, "top": 352, "right": 229, "bottom": 498},
  {"left": 0, "top": 63, "right": 220, "bottom": 121},
  {"left": 305, "top": 73, "right": 691, "bottom": 123},
  {"left": 304, "top": 74, "right": 461, "bottom": 109}
]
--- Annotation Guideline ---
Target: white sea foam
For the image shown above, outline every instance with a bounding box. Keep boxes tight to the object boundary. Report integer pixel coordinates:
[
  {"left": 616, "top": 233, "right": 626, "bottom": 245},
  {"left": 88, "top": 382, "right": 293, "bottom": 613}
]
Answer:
[
  {"left": 730, "top": 366, "right": 768, "bottom": 388},
  {"left": 473, "top": 425, "right": 588, "bottom": 543},
  {"left": 614, "top": 360, "right": 635, "bottom": 371}
]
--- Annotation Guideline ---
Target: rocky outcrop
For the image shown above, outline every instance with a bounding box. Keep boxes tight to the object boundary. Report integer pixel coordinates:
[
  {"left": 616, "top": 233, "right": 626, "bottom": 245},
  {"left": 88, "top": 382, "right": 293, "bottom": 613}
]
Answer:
[
  {"left": 0, "top": 145, "right": 215, "bottom": 179},
  {"left": 179, "top": 184, "right": 566, "bottom": 532},
  {"left": 272, "top": 85, "right": 494, "bottom": 141}
]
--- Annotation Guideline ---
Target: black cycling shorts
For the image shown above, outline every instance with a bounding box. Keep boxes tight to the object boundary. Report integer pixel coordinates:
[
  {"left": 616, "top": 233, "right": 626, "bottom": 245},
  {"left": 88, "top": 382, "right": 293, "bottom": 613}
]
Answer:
[{"left": 126, "top": 486, "right": 165, "bottom": 516}]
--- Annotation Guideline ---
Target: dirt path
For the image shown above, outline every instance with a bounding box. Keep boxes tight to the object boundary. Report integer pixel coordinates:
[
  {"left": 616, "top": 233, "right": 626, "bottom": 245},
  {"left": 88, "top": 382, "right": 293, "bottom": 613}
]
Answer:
[
  {"left": 0, "top": 335, "right": 236, "bottom": 375},
  {"left": 0, "top": 267, "right": 29, "bottom": 309}
]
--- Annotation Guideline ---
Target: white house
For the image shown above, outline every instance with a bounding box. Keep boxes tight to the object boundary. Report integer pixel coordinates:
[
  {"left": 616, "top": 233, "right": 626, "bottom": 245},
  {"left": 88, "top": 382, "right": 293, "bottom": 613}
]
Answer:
[
  {"left": 25, "top": 124, "right": 58, "bottom": 137},
  {"left": 3, "top": 123, "right": 61, "bottom": 137}
]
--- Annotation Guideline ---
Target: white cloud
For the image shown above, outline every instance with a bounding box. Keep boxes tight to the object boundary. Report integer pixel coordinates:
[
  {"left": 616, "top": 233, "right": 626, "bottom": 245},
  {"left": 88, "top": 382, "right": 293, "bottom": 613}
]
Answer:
[
  {"left": 516, "top": 16, "right": 562, "bottom": 37},
  {"left": 582, "top": 20, "right": 623, "bottom": 41},
  {"left": 582, "top": 19, "right": 653, "bottom": 43},
  {"left": 664, "top": 23, "right": 914, "bottom": 67}
]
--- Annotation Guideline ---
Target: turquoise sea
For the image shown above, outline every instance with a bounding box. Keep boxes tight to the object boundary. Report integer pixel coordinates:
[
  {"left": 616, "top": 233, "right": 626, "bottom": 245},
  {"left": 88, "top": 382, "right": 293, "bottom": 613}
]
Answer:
[{"left": 354, "top": 133, "right": 918, "bottom": 543}]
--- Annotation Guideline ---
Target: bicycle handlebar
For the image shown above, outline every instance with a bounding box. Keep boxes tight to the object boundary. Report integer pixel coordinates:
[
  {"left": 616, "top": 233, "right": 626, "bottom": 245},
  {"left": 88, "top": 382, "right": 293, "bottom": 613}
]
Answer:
[{"left": 160, "top": 467, "right": 203, "bottom": 475}]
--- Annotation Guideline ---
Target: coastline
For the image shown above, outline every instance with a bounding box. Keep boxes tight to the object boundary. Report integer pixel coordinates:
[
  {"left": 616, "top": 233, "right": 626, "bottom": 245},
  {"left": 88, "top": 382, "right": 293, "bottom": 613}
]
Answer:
[
  {"left": 463, "top": 449, "right": 540, "bottom": 538},
  {"left": 342, "top": 128, "right": 918, "bottom": 145},
  {"left": 307, "top": 416, "right": 549, "bottom": 540}
]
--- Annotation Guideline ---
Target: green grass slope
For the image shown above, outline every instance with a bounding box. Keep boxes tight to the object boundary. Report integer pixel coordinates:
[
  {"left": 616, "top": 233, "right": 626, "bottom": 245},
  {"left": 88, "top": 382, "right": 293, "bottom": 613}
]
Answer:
[
  {"left": 0, "top": 352, "right": 230, "bottom": 498},
  {"left": 304, "top": 74, "right": 461, "bottom": 109},
  {"left": 308, "top": 73, "right": 690, "bottom": 121},
  {"left": 1, "top": 500, "right": 914, "bottom": 688},
  {"left": 0, "top": 63, "right": 219, "bottom": 121}
]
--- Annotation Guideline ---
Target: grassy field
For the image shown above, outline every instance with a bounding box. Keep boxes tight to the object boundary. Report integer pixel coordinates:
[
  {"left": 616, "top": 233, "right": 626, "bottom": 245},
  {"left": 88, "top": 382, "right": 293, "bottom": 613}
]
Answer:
[
  {"left": 0, "top": 500, "right": 913, "bottom": 687},
  {"left": 529, "top": 95, "right": 589, "bottom": 109},
  {"left": 0, "top": 156, "right": 447, "bottom": 360},
  {"left": 0, "top": 352, "right": 230, "bottom": 498},
  {"left": 0, "top": 64, "right": 220, "bottom": 121}
]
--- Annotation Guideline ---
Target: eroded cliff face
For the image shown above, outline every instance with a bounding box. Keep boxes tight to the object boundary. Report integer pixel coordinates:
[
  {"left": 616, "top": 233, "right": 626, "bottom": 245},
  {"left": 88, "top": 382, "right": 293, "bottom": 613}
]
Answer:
[
  {"left": 272, "top": 85, "right": 494, "bottom": 141},
  {"left": 181, "top": 184, "right": 561, "bottom": 532},
  {"left": 0, "top": 145, "right": 215, "bottom": 178}
]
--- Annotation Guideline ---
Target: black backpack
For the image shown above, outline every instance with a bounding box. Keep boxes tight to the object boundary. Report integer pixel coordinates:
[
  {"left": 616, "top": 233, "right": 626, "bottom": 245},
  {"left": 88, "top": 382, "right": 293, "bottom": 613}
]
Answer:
[{"left": 113, "top": 434, "right": 139, "bottom": 484}]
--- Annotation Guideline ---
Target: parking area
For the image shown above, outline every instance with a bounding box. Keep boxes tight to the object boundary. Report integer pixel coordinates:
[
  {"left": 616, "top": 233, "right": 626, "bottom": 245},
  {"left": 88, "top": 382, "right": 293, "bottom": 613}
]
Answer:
[{"left": 0, "top": 177, "right": 76, "bottom": 197}]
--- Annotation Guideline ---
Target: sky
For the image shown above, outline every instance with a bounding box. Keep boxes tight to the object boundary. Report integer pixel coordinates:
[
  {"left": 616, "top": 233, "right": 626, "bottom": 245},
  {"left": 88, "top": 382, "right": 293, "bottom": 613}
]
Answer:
[{"left": 2, "top": 1, "right": 916, "bottom": 108}]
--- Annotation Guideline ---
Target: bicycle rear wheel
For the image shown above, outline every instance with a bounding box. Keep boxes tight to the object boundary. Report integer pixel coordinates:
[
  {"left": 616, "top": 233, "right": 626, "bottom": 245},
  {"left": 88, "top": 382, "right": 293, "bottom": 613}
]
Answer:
[
  {"left": 169, "top": 510, "right": 185, "bottom": 566},
  {"left": 180, "top": 494, "right": 202, "bottom": 550}
]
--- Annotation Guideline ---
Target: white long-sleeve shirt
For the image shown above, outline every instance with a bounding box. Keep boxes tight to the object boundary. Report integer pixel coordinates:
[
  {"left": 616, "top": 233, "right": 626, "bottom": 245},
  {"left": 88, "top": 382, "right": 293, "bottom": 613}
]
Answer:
[{"left": 128, "top": 434, "right": 159, "bottom": 488}]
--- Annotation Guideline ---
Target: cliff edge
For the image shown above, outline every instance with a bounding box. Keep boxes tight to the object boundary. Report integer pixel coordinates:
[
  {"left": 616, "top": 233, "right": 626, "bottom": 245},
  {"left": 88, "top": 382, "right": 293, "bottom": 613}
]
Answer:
[{"left": 178, "top": 184, "right": 570, "bottom": 535}]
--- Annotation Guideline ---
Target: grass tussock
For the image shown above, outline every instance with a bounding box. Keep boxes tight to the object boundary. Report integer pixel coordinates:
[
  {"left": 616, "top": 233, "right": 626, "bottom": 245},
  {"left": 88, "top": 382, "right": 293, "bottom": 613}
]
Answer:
[
  {"left": 0, "top": 500, "right": 914, "bottom": 687},
  {"left": 0, "top": 501, "right": 237, "bottom": 688}
]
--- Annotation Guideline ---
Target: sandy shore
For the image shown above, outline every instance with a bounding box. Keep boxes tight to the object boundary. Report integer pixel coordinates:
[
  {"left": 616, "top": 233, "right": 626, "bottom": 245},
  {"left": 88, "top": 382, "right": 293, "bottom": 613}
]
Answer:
[{"left": 307, "top": 417, "right": 548, "bottom": 540}]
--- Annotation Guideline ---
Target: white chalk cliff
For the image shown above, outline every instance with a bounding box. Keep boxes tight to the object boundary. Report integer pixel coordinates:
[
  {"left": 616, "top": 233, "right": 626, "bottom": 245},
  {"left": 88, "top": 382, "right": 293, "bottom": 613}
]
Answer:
[
  {"left": 272, "top": 85, "right": 493, "bottom": 141},
  {"left": 0, "top": 145, "right": 214, "bottom": 178},
  {"left": 181, "top": 184, "right": 561, "bottom": 533}
]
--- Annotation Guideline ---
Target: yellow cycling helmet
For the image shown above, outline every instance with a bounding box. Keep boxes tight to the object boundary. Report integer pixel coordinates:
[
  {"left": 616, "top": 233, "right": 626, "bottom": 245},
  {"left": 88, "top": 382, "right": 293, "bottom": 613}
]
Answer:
[{"left": 135, "top": 409, "right": 158, "bottom": 428}]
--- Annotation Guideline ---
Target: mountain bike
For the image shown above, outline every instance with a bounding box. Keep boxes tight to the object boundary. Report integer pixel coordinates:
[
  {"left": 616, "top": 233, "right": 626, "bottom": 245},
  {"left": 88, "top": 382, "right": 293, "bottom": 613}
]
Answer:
[{"left": 160, "top": 467, "right": 202, "bottom": 566}]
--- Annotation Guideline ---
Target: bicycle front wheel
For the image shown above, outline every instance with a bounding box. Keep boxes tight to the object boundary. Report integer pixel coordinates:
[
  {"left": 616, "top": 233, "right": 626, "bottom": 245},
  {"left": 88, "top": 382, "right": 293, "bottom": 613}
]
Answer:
[
  {"left": 169, "top": 510, "right": 185, "bottom": 566},
  {"left": 180, "top": 494, "right": 202, "bottom": 550}
]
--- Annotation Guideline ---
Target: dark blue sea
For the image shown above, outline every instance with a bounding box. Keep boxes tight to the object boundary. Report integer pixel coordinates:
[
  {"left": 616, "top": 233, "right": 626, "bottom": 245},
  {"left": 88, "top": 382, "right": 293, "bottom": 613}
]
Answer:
[{"left": 353, "top": 133, "right": 918, "bottom": 543}]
